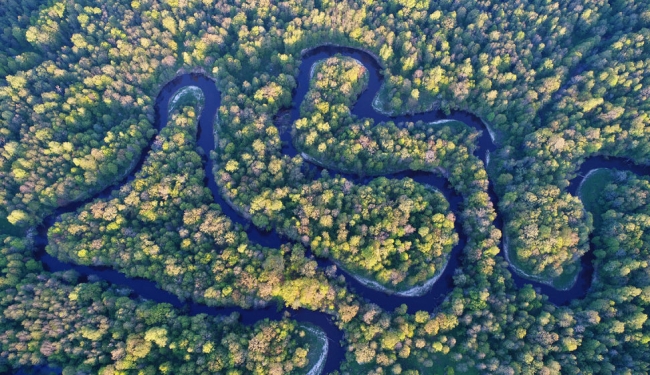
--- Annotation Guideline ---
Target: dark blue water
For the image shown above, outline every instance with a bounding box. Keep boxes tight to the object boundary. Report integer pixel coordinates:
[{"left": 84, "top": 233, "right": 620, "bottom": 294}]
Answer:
[
  {"left": 32, "top": 74, "right": 344, "bottom": 374},
  {"left": 567, "top": 156, "right": 650, "bottom": 196},
  {"left": 499, "top": 156, "right": 650, "bottom": 305},
  {"left": 26, "top": 46, "right": 637, "bottom": 374},
  {"left": 281, "top": 46, "right": 602, "bottom": 306}
]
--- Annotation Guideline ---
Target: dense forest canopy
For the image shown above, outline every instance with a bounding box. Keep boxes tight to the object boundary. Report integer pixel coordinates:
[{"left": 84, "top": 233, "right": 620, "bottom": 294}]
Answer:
[{"left": 1, "top": 0, "right": 650, "bottom": 374}]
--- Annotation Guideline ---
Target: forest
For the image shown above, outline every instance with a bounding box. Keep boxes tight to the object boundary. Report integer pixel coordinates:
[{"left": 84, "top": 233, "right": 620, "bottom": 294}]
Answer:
[{"left": 1, "top": 0, "right": 650, "bottom": 374}]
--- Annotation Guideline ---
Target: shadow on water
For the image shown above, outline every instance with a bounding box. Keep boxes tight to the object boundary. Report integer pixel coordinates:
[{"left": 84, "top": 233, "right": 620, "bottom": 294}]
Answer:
[{"left": 28, "top": 46, "right": 639, "bottom": 374}]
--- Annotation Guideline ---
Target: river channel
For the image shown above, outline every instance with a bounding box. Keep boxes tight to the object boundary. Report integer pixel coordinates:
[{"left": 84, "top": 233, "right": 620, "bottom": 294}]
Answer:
[{"left": 28, "top": 46, "right": 641, "bottom": 374}]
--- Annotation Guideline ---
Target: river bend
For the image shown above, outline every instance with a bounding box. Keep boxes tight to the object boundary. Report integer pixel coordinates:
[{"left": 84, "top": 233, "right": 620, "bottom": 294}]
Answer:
[{"left": 28, "top": 46, "right": 643, "bottom": 374}]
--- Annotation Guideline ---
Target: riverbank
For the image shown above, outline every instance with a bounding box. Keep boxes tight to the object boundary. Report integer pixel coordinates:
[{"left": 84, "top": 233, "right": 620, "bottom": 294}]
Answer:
[
  {"left": 168, "top": 85, "right": 205, "bottom": 115},
  {"left": 213, "top": 178, "right": 253, "bottom": 221},
  {"left": 574, "top": 168, "right": 614, "bottom": 298},
  {"left": 482, "top": 118, "right": 498, "bottom": 144},
  {"left": 503, "top": 234, "right": 580, "bottom": 291},
  {"left": 301, "top": 324, "right": 329, "bottom": 375},
  {"left": 17, "top": 43, "right": 524, "bottom": 375},
  {"left": 334, "top": 255, "right": 450, "bottom": 297},
  {"left": 576, "top": 168, "right": 613, "bottom": 229},
  {"left": 369, "top": 81, "right": 437, "bottom": 117},
  {"left": 502, "top": 168, "right": 611, "bottom": 292},
  {"left": 301, "top": 43, "right": 385, "bottom": 69},
  {"left": 371, "top": 92, "right": 397, "bottom": 116}
]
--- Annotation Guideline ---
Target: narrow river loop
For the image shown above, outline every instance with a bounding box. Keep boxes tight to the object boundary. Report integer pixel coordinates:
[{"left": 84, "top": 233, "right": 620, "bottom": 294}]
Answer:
[{"left": 31, "top": 46, "right": 644, "bottom": 373}]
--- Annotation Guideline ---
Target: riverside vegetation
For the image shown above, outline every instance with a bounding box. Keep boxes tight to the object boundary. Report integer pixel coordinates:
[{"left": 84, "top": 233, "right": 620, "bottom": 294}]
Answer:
[{"left": 2, "top": 0, "right": 650, "bottom": 374}]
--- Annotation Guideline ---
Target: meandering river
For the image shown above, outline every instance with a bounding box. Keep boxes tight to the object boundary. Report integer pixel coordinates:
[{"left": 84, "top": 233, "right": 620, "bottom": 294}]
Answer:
[{"left": 29, "top": 46, "right": 640, "bottom": 374}]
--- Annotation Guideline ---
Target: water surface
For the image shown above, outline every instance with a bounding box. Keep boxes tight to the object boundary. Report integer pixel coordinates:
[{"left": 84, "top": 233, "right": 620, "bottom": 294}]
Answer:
[{"left": 27, "top": 46, "right": 638, "bottom": 374}]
